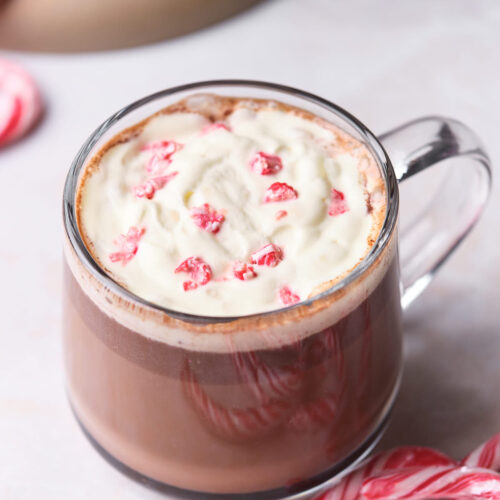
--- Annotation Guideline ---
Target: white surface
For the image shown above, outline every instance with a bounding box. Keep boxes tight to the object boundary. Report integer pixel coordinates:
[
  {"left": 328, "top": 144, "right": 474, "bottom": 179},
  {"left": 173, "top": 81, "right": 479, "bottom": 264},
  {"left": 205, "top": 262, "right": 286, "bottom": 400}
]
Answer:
[{"left": 0, "top": 0, "right": 499, "bottom": 498}]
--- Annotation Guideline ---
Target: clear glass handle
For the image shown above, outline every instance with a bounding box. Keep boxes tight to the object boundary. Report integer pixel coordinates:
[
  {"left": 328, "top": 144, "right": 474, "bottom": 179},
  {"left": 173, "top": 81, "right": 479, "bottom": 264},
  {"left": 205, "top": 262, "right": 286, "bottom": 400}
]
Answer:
[{"left": 379, "top": 117, "right": 491, "bottom": 309}]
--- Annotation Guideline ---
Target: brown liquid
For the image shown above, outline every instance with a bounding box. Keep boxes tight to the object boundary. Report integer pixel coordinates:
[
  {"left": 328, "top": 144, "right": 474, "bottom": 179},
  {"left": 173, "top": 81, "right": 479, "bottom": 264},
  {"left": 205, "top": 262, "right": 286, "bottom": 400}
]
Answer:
[{"left": 63, "top": 253, "right": 401, "bottom": 494}]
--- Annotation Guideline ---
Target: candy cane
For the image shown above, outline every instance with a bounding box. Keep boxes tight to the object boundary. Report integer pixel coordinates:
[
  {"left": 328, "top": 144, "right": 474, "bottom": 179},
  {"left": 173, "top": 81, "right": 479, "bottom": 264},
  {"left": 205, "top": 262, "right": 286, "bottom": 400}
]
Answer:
[
  {"left": 182, "top": 365, "right": 290, "bottom": 441},
  {"left": 361, "top": 465, "right": 500, "bottom": 499},
  {"left": 316, "top": 447, "right": 456, "bottom": 500},
  {"left": 0, "top": 58, "right": 43, "bottom": 147},
  {"left": 288, "top": 328, "right": 346, "bottom": 433},
  {"left": 462, "top": 433, "right": 500, "bottom": 472},
  {"left": 231, "top": 350, "right": 303, "bottom": 404}
]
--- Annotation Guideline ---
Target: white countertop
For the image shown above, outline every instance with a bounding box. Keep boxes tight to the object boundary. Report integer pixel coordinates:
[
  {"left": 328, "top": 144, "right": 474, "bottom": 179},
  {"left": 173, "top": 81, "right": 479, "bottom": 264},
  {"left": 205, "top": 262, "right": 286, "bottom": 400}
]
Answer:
[{"left": 1, "top": 1, "right": 499, "bottom": 498}]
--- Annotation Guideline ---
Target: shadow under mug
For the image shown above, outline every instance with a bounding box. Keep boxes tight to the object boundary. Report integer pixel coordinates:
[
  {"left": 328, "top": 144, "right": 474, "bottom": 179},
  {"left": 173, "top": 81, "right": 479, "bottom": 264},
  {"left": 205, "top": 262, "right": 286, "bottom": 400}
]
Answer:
[{"left": 62, "top": 81, "right": 491, "bottom": 499}]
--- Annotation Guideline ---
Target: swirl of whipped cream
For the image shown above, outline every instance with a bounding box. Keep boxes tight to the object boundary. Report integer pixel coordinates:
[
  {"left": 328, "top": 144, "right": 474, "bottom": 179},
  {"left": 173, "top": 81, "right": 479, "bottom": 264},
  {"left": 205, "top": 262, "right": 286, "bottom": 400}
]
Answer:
[{"left": 78, "top": 97, "right": 385, "bottom": 316}]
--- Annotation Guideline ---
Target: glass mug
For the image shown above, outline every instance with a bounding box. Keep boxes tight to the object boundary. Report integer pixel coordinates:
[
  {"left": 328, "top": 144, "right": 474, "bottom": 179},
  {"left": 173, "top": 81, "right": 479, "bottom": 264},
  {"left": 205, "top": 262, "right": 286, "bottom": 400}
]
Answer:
[{"left": 62, "top": 81, "right": 491, "bottom": 498}]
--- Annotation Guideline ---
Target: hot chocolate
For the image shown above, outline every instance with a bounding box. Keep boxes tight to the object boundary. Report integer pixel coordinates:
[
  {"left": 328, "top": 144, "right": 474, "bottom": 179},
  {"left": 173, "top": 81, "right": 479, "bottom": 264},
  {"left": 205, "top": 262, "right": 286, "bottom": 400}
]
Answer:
[
  {"left": 63, "top": 92, "right": 401, "bottom": 495},
  {"left": 76, "top": 95, "right": 386, "bottom": 317}
]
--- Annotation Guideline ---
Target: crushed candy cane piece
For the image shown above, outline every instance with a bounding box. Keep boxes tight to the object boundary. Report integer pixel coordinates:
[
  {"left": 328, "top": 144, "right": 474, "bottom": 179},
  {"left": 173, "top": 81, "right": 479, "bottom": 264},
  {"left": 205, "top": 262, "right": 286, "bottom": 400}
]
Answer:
[
  {"left": 232, "top": 261, "right": 257, "bottom": 281},
  {"left": 190, "top": 203, "right": 225, "bottom": 234},
  {"left": 109, "top": 226, "right": 145, "bottom": 265},
  {"left": 328, "top": 188, "right": 349, "bottom": 216},
  {"left": 279, "top": 286, "right": 300, "bottom": 305},
  {"left": 249, "top": 152, "right": 283, "bottom": 175},
  {"left": 141, "top": 140, "right": 183, "bottom": 175},
  {"left": 141, "top": 140, "right": 182, "bottom": 154},
  {"left": 275, "top": 210, "right": 288, "bottom": 220},
  {"left": 200, "top": 123, "right": 231, "bottom": 135},
  {"left": 264, "top": 182, "right": 298, "bottom": 203},
  {"left": 250, "top": 244, "right": 283, "bottom": 267},
  {"left": 133, "top": 172, "right": 178, "bottom": 199},
  {"left": 175, "top": 256, "right": 212, "bottom": 291}
]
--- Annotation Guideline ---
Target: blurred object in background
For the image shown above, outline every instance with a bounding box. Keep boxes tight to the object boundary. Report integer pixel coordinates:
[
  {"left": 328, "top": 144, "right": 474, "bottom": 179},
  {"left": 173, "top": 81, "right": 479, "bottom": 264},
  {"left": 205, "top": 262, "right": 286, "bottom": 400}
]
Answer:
[
  {"left": 0, "top": 0, "right": 262, "bottom": 52},
  {"left": 0, "top": 58, "right": 43, "bottom": 147}
]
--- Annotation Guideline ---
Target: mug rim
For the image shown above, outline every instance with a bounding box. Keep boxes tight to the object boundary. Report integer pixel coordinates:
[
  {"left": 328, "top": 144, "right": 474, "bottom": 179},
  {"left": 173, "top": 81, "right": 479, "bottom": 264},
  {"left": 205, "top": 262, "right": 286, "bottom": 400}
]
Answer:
[{"left": 62, "top": 79, "right": 399, "bottom": 324}]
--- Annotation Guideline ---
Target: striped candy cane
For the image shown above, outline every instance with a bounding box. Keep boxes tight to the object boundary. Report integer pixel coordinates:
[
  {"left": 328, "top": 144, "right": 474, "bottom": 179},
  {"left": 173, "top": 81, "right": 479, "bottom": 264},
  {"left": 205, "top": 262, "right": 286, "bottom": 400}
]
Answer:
[
  {"left": 361, "top": 465, "right": 500, "bottom": 499},
  {"left": 231, "top": 350, "right": 303, "bottom": 404},
  {"left": 462, "top": 433, "right": 500, "bottom": 472},
  {"left": 288, "top": 327, "right": 347, "bottom": 432},
  {"left": 182, "top": 365, "right": 290, "bottom": 441},
  {"left": 316, "top": 447, "right": 456, "bottom": 500},
  {"left": 0, "top": 58, "right": 43, "bottom": 147}
]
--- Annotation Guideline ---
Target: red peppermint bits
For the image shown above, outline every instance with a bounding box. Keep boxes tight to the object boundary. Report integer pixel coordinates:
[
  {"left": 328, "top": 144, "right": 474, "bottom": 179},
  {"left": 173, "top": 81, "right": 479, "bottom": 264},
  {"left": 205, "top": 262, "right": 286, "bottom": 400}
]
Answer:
[
  {"left": 141, "top": 140, "right": 183, "bottom": 175},
  {"left": 275, "top": 210, "right": 288, "bottom": 220},
  {"left": 175, "top": 256, "right": 212, "bottom": 291},
  {"left": 109, "top": 226, "right": 145, "bottom": 266},
  {"left": 134, "top": 140, "right": 180, "bottom": 199},
  {"left": 133, "top": 172, "right": 178, "bottom": 199},
  {"left": 190, "top": 203, "right": 225, "bottom": 234},
  {"left": 141, "top": 140, "right": 182, "bottom": 155},
  {"left": 200, "top": 123, "right": 231, "bottom": 135},
  {"left": 133, "top": 180, "right": 155, "bottom": 200},
  {"left": 279, "top": 286, "right": 300, "bottom": 306},
  {"left": 249, "top": 152, "right": 283, "bottom": 175},
  {"left": 328, "top": 188, "right": 349, "bottom": 216},
  {"left": 250, "top": 243, "right": 284, "bottom": 267},
  {"left": 233, "top": 261, "right": 257, "bottom": 281},
  {"left": 264, "top": 182, "right": 298, "bottom": 203}
]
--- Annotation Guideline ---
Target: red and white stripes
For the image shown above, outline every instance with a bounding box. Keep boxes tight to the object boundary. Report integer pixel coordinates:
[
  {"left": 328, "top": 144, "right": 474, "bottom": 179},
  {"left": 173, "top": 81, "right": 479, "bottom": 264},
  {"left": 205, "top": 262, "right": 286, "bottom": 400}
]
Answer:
[
  {"left": 287, "top": 328, "right": 346, "bottom": 432},
  {"left": 315, "top": 437, "right": 500, "bottom": 500},
  {"left": 317, "top": 446, "right": 456, "bottom": 500},
  {"left": 361, "top": 466, "right": 500, "bottom": 499},
  {"left": 0, "top": 58, "right": 43, "bottom": 147},
  {"left": 182, "top": 364, "right": 290, "bottom": 441},
  {"left": 231, "top": 350, "right": 302, "bottom": 404},
  {"left": 186, "top": 327, "right": 348, "bottom": 442},
  {"left": 463, "top": 433, "right": 500, "bottom": 472}
]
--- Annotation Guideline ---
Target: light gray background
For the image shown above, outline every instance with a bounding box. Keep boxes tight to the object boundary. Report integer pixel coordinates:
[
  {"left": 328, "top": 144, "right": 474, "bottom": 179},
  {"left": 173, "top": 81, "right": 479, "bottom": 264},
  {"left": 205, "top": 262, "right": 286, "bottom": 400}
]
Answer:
[{"left": 0, "top": 1, "right": 498, "bottom": 498}]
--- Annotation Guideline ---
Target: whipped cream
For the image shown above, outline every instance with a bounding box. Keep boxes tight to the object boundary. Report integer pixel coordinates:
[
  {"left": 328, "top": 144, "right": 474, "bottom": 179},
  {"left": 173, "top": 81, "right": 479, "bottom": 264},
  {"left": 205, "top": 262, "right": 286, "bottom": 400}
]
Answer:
[{"left": 78, "top": 98, "right": 384, "bottom": 316}]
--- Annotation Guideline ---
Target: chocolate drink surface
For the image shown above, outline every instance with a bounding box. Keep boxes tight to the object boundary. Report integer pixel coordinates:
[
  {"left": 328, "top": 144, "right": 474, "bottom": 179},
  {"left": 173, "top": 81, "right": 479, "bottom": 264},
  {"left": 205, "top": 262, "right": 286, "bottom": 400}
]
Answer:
[{"left": 63, "top": 93, "right": 401, "bottom": 494}]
